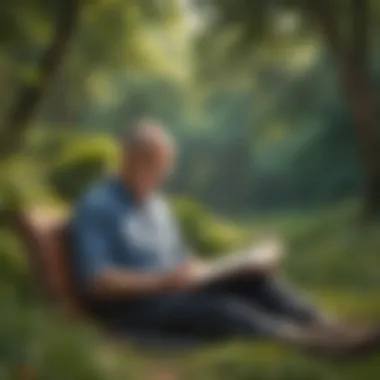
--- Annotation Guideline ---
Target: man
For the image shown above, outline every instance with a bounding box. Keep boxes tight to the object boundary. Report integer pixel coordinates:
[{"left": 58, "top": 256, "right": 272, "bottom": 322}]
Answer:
[{"left": 70, "top": 120, "right": 379, "bottom": 357}]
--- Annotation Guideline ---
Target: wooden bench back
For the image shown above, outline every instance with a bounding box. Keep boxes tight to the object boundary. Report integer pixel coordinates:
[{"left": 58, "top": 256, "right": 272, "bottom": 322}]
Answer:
[{"left": 14, "top": 209, "right": 83, "bottom": 317}]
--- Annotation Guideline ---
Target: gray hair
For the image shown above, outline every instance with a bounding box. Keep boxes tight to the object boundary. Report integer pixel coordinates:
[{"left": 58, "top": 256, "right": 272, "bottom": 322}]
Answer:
[{"left": 123, "top": 119, "right": 175, "bottom": 153}]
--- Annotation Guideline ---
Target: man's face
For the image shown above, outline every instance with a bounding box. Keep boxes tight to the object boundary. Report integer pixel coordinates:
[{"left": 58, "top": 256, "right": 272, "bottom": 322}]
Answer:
[{"left": 125, "top": 141, "right": 175, "bottom": 198}]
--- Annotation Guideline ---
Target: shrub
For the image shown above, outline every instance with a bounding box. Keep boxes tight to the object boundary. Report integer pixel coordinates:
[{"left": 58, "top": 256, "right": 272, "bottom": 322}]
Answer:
[
  {"left": 49, "top": 136, "right": 119, "bottom": 202},
  {"left": 0, "top": 228, "right": 29, "bottom": 291},
  {"left": 172, "top": 197, "right": 248, "bottom": 257}
]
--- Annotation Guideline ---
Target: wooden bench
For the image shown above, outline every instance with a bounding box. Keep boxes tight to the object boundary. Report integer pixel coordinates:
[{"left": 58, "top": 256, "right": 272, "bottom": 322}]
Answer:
[{"left": 13, "top": 209, "right": 83, "bottom": 319}]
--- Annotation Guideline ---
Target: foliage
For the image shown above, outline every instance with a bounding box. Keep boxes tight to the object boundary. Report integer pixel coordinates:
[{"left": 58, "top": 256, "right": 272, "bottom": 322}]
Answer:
[
  {"left": 248, "top": 201, "right": 380, "bottom": 289},
  {"left": 1, "top": 0, "right": 380, "bottom": 378},
  {"left": 194, "top": 0, "right": 380, "bottom": 214},
  {"left": 49, "top": 135, "right": 119, "bottom": 201},
  {"left": 171, "top": 198, "right": 380, "bottom": 290},
  {"left": 0, "top": 296, "right": 143, "bottom": 380},
  {"left": 0, "top": 228, "right": 29, "bottom": 295},
  {"left": 3, "top": 0, "right": 376, "bottom": 214},
  {"left": 172, "top": 196, "right": 249, "bottom": 258}
]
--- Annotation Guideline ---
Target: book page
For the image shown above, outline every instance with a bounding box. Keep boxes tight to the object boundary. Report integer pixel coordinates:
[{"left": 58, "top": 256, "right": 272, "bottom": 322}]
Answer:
[{"left": 195, "top": 236, "right": 285, "bottom": 285}]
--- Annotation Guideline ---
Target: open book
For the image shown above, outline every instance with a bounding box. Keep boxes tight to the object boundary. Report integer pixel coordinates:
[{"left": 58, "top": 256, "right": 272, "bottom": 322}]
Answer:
[{"left": 195, "top": 236, "right": 285, "bottom": 286}]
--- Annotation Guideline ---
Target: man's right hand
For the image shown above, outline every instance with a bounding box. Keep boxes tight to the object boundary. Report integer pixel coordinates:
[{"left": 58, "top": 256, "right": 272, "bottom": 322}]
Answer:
[{"left": 160, "top": 262, "right": 201, "bottom": 292}]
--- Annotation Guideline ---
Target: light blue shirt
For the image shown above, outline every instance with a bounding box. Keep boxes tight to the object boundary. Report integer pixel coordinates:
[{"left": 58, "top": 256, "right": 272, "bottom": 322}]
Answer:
[{"left": 70, "top": 178, "right": 188, "bottom": 292}]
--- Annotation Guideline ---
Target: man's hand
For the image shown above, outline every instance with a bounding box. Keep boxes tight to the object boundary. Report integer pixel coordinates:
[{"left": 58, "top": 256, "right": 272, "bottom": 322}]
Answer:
[
  {"left": 90, "top": 259, "right": 206, "bottom": 298},
  {"left": 161, "top": 261, "right": 204, "bottom": 292}
]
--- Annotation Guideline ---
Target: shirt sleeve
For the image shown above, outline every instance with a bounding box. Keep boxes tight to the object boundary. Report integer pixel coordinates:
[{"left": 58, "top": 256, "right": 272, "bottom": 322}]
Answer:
[{"left": 71, "top": 200, "right": 114, "bottom": 289}]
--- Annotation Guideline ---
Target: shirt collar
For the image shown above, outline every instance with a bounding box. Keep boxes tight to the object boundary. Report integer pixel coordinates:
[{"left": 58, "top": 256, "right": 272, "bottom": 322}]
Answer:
[
  {"left": 111, "top": 177, "right": 134, "bottom": 204},
  {"left": 111, "top": 177, "right": 155, "bottom": 207}
]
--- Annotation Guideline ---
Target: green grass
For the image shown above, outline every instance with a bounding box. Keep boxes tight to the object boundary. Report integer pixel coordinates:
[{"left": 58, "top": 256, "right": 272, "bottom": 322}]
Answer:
[
  {"left": 242, "top": 200, "right": 380, "bottom": 291},
  {"left": 1, "top": 200, "right": 380, "bottom": 379},
  {"left": 2, "top": 291, "right": 380, "bottom": 380},
  {"left": 145, "top": 290, "right": 380, "bottom": 380}
]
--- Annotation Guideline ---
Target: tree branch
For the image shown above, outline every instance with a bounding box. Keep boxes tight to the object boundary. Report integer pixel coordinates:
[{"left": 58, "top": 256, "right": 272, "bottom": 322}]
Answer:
[
  {"left": 306, "top": 0, "right": 348, "bottom": 59},
  {"left": 0, "top": 0, "right": 79, "bottom": 160},
  {"left": 351, "top": 0, "right": 369, "bottom": 67}
]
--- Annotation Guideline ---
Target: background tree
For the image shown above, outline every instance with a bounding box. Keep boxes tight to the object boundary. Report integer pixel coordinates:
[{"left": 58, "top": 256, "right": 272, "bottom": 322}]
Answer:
[
  {"left": 195, "top": 0, "right": 380, "bottom": 216},
  {"left": 0, "top": 0, "right": 79, "bottom": 160},
  {"left": 0, "top": 0, "right": 191, "bottom": 160}
]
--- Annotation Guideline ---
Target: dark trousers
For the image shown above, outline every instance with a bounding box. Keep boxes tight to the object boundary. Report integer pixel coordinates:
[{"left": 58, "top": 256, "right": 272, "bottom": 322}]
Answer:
[{"left": 86, "top": 275, "right": 321, "bottom": 341}]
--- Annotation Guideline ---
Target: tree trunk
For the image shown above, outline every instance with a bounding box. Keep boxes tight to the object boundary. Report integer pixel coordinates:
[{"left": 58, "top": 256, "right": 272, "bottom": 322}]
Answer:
[
  {"left": 340, "top": 60, "right": 380, "bottom": 215},
  {"left": 0, "top": 0, "right": 79, "bottom": 160},
  {"left": 307, "top": 0, "right": 380, "bottom": 216}
]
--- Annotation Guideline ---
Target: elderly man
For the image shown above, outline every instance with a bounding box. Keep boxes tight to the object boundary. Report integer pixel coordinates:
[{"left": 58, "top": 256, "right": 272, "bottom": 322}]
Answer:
[{"left": 70, "top": 121, "right": 379, "bottom": 356}]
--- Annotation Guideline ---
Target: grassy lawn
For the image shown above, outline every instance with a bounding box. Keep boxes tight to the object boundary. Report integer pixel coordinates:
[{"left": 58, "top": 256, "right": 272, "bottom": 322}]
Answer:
[
  {"left": 134, "top": 290, "right": 380, "bottom": 380},
  {"left": 1, "top": 201, "right": 379, "bottom": 379},
  {"left": 2, "top": 289, "right": 380, "bottom": 380}
]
